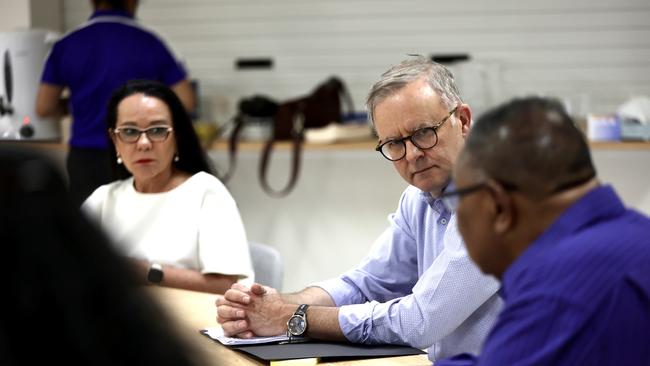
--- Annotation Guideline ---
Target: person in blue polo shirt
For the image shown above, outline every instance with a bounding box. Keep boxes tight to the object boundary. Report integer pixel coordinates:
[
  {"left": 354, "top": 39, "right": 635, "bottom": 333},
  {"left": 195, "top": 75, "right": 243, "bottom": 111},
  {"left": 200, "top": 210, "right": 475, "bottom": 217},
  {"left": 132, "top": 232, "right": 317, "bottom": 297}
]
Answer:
[
  {"left": 36, "top": 0, "right": 195, "bottom": 207},
  {"left": 437, "top": 97, "right": 650, "bottom": 365}
]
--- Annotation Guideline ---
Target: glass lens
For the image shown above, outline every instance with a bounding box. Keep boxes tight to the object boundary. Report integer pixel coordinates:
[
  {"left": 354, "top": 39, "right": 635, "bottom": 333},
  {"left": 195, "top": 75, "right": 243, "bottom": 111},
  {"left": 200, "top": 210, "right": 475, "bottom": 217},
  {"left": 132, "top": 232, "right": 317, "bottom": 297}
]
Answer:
[
  {"left": 147, "top": 127, "right": 170, "bottom": 141},
  {"left": 288, "top": 316, "right": 305, "bottom": 334},
  {"left": 119, "top": 127, "right": 141, "bottom": 142},
  {"left": 412, "top": 127, "right": 438, "bottom": 149},
  {"left": 381, "top": 140, "right": 406, "bottom": 161}
]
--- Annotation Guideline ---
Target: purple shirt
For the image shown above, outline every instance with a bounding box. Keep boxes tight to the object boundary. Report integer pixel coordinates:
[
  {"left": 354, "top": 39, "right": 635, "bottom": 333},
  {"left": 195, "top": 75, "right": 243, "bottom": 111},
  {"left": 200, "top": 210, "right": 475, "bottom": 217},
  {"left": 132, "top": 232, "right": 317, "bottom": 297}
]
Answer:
[
  {"left": 438, "top": 185, "right": 650, "bottom": 365},
  {"left": 315, "top": 185, "right": 502, "bottom": 362},
  {"left": 41, "top": 10, "right": 187, "bottom": 149}
]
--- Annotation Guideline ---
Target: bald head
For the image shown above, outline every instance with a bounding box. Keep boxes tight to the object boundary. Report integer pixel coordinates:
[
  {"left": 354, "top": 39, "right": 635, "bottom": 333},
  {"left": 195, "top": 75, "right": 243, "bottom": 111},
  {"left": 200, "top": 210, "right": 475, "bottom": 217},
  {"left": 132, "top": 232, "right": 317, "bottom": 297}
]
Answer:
[{"left": 461, "top": 96, "right": 596, "bottom": 199}]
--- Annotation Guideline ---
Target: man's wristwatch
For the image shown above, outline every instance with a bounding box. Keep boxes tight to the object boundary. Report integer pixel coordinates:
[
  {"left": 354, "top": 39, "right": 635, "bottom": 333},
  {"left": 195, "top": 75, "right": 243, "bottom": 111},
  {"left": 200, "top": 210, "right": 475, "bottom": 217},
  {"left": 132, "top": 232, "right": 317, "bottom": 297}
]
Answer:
[
  {"left": 147, "top": 262, "right": 164, "bottom": 284},
  {"left": 287, "top": 304, "right": 309, "bottom": 339}
]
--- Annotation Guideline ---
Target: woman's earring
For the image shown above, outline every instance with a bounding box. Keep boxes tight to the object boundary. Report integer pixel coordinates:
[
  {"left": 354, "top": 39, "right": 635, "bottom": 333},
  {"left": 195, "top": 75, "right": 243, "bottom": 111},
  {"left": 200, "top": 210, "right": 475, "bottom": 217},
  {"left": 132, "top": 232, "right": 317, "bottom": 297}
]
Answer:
[
  {"left": 174, "top": 154, "right": 179, "bottom": 162},
  {"left": 117, "top": 155, "right": 123, "bottom": 164}
]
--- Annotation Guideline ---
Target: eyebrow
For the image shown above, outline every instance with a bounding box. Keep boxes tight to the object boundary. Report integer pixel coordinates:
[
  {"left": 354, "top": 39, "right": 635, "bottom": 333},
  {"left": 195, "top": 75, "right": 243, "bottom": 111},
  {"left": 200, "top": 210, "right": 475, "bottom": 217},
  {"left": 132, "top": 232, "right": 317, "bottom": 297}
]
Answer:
[
  {"left": 117, "top": 119, "right": 170, "bottom": 127},
  {"left": 379, "top": 121, "right": 440, "bottom": 143},
  {"left": 413, "top": 121, "right": 435, "bottom": 131}
]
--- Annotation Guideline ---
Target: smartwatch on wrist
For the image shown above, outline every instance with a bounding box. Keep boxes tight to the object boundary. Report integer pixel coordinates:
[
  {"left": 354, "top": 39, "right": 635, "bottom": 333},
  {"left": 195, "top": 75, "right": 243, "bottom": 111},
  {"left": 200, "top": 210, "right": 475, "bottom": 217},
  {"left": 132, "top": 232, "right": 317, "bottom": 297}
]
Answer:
[
  {"left": 286, "top": 304, "right": 309, "bottom": 340},
  {"left": 147, "top": 262, "right": 164, "bottom": 284}
]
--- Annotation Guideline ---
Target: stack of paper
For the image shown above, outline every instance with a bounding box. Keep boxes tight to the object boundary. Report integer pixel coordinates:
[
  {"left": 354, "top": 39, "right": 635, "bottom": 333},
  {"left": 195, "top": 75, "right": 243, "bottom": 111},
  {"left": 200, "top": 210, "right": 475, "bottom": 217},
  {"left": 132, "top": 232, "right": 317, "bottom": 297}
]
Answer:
[{"left": 201, "top": 327, "right": 305, "bottom": 346}]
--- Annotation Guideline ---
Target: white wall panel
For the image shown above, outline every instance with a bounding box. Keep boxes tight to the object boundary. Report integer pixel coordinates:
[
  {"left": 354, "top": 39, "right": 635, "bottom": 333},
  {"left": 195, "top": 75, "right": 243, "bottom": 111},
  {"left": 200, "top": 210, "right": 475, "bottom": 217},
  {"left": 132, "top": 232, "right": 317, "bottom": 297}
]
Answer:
[{"left": 62, "top": 0, "right": 650, "bottom": 121}]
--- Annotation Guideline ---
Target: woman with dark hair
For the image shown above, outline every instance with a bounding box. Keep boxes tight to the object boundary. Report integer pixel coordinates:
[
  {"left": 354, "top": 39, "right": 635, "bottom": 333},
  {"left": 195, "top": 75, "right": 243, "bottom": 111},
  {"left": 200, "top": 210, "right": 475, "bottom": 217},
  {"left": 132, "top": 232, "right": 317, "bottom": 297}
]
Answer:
[
  {"left": 83, "top": 80, "right": 253, "bottom": 294},
  {"left": 36, "top": 0, "right": 195, "bottom": 208},
  {"left": 0, "top": 145, "right": 203, "bottom": 365}
]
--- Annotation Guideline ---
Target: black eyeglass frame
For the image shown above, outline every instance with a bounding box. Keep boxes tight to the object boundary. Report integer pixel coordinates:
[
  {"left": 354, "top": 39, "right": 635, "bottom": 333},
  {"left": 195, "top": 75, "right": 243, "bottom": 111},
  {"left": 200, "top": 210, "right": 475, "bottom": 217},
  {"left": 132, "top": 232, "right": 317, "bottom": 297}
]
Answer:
[
  {"left": 439, "top": 183, "right": 490, "bottom": 212},
  {"left": 439, "top": 172, "right": 596, "bottom": 212},
  {"left": 375, "top": 107, "right": 458, "bottom": 162},
  {"left": 110, "top": 125, "right": 174, "bottom": 144}
]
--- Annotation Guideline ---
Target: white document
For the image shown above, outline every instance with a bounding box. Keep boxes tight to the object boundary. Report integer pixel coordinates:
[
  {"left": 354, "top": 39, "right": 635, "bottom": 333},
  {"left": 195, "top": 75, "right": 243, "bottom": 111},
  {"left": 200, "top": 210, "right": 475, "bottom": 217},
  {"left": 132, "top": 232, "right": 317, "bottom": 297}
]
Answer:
[{"left": 202, "top": 327, "right": 305, "bottom": 346}]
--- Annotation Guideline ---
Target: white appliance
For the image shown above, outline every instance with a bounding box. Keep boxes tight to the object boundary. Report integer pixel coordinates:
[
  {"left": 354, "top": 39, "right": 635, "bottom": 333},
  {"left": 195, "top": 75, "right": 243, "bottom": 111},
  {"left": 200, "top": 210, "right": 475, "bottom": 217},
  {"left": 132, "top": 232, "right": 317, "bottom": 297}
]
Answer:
[{"left": 0, "top": 30, "right": 59, "bottom": 140}]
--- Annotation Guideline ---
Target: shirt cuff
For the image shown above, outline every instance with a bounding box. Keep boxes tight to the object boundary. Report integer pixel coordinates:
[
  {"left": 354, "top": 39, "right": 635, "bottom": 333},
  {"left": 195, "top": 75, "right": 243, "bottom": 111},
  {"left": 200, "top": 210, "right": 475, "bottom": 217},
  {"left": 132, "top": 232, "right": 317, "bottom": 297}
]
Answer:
[{"left": 337, "top": 302, "right": 378, "bottom": 343}]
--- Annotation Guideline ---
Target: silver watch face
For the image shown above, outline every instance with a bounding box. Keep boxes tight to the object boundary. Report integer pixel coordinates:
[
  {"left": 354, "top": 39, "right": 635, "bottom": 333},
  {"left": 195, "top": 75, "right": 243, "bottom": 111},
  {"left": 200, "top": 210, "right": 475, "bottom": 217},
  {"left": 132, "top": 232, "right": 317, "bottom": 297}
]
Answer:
[{"left": 287, "top": 315, "right": 306, "bottom": 335}]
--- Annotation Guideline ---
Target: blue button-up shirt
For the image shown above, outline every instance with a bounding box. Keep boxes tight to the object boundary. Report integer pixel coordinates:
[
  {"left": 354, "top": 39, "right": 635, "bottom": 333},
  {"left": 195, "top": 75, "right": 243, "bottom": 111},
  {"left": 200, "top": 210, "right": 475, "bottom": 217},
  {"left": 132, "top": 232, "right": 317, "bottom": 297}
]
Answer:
[
  {"left": 315, "top": 185, "right": 503, "bottom": 362},
  {"left": 438, "top": 185, "right": 650, "bottom": 365}
]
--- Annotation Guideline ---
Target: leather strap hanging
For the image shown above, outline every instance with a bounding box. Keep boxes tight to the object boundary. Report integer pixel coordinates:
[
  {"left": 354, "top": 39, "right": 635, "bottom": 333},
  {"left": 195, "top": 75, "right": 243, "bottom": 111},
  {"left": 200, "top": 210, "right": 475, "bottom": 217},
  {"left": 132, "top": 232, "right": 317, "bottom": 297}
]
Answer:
[
  {"left": 221, "top": 77, "right": 353, "bottom": 197},
  {"left": 259, "top": 100, "right": 306, "bottom": 197},
  {"left": 218, "top": 114, "right": 244, "bottom": 183},
  {"left": 219, "top": 96, "right": 278, "bottom": 183},
  {"left": 258, "top": 77, "right": 353, "bottom": 197}
]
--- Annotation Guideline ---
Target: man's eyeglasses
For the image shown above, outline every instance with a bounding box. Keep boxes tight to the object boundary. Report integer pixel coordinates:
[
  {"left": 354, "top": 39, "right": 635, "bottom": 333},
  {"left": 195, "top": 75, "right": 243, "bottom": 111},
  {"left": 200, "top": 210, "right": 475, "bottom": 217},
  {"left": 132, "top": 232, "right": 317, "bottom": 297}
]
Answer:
[
  {"left": 439, "top": 183, "right": 489, "bottom": 212},
  {"left": 111, "top": 125, "right": 173, "bottom": 144},
  {"left": 439, "top": 172, "right": 596, "bottom": 212},
  {"left": 376, "top": 107, "right": 458, "bottom": 162}
]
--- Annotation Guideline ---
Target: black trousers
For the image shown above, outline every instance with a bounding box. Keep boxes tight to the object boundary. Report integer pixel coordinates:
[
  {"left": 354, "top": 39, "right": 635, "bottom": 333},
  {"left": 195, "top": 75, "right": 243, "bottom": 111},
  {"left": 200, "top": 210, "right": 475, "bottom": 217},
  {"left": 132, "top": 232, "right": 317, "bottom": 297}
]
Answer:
[{"left": 66, "top": 147, "right": 114, "bottom": 207}]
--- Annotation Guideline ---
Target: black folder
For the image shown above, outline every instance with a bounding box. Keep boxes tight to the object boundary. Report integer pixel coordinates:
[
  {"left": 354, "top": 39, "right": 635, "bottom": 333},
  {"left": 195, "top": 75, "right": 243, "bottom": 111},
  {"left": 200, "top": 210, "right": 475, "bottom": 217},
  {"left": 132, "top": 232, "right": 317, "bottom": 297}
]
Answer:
[
  {"left": 200, "top": 329, "right": 425, "bottom": 362},
  {"left": 231, "top": 341, "right": 425, "bottom": 361}
]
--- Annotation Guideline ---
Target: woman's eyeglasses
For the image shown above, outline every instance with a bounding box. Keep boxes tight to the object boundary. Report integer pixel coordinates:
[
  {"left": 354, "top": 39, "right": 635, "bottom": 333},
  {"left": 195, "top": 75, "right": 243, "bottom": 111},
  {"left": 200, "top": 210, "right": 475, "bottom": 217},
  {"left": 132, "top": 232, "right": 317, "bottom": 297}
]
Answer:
[
  {"left": 111, "top": 126, "right": 173, "bottom": 144},
  {"left": 376, "top": 107, "right": 457, "bottom": 162}
]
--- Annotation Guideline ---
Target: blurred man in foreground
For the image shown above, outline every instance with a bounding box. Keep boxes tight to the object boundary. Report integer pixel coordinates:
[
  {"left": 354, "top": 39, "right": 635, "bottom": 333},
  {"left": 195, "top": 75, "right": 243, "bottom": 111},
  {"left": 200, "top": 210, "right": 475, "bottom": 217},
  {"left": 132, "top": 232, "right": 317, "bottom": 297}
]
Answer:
[{"left": 437, "top": 96, "right": 650, "bottom": 365}]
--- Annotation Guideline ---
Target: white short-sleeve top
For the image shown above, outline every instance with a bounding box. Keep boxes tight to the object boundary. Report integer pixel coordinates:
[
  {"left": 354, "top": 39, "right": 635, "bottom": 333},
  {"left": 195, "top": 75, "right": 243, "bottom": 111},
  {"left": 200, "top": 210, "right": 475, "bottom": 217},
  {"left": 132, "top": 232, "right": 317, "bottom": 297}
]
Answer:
[{"left": 83, "top": 172, "right": 254, "bottom": 281}]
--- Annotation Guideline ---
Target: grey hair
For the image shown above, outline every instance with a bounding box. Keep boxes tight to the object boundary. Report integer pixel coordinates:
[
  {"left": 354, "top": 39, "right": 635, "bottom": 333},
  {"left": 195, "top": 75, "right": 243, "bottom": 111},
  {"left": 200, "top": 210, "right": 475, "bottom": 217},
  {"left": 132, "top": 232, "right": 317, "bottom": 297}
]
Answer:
[{"left": 366, "top": 56, "right": 463, "bottom": 126}]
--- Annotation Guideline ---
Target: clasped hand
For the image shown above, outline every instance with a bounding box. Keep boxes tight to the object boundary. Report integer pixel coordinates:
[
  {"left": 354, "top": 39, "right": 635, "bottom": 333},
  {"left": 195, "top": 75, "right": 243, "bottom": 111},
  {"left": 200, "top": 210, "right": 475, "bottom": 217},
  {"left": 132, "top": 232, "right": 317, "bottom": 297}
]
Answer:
[{"left": 216, "top": 282, "right": 289, "bottom": 337}]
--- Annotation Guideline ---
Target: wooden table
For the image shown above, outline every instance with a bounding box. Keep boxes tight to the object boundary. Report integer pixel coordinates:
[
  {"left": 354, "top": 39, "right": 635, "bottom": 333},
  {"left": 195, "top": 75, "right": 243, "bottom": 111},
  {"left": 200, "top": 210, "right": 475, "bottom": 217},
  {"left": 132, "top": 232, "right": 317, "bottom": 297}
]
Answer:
[{"left": 148, "top": 286, "right": 431, "bottom": 366}]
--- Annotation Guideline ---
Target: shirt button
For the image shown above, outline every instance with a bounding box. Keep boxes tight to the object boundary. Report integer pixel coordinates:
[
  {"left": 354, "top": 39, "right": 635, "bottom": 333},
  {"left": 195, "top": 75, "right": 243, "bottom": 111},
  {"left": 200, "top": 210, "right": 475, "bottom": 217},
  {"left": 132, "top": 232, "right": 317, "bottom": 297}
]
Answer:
[{"left": 440, "top": 218, "right": 447, "bottom": 225}]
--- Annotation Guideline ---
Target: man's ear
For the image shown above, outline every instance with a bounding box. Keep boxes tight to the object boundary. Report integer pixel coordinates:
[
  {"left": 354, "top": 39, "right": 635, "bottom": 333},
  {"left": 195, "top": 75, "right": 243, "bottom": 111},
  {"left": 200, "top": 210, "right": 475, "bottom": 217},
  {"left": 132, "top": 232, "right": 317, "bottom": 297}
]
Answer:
[
  {"left": 457, "top": 103, "right": 472, "bottom": 137},
  {"left": 486, "top": 179, "right": 514, "bottom": 235}
]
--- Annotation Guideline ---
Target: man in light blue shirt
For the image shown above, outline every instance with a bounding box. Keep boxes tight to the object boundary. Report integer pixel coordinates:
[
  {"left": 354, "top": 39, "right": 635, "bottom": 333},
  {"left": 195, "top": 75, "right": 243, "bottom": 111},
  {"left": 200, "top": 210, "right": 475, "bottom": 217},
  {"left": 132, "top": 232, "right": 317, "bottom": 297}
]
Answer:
[{"left": 216, "top": 57, "right": 502, "bottom": 362}]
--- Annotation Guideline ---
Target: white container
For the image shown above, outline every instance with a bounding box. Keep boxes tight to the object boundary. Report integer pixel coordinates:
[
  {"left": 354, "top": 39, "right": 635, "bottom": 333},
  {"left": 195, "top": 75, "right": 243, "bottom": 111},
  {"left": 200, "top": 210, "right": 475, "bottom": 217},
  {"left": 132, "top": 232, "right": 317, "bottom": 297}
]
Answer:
[{"left": 0, "top": 30, "right": 59, "bottom": 140}]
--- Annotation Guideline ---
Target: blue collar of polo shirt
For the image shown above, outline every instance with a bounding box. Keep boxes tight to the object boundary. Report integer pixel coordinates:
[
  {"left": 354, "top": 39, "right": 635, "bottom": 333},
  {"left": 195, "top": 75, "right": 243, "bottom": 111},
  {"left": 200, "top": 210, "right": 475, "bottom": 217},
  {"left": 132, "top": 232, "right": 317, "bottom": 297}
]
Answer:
[
  {"left": 501, "top": 185, "right": 622, "bottom": 299},
  {"left": 90, "top": 9, "right": 134, "bottom": 20}
]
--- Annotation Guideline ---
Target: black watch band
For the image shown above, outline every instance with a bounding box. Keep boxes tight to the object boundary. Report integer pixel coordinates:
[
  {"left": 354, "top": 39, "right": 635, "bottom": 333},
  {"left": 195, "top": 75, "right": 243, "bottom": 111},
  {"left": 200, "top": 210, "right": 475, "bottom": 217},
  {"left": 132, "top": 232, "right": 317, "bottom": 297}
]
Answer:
[
  {"left": 147, "top": 263, "right": 164, "bottom": 284},
  {"left": 294, "top": 304, "right": 309, "bottom": 317}
]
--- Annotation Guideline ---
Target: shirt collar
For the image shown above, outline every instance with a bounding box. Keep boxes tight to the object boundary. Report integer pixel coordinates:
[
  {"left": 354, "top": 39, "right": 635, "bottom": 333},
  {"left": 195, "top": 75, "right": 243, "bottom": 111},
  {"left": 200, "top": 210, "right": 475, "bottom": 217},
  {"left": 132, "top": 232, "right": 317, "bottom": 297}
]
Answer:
[
  {"left": 502, "top": 185, "right": 625, "bottom": 298},
  {"left": 90, "top": 9, "right": 134, "bottom": 20},
  {"left": 419, "top": 180, "right": 455, "bottom": 214}
]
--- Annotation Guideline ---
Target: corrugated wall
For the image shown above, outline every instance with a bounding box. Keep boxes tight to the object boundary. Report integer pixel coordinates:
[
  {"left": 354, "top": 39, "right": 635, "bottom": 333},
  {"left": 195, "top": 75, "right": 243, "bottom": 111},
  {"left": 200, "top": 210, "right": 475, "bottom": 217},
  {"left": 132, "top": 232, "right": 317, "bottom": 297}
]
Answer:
[{"left": 63, "top": 0, "right": 650, "bottom": 122}]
